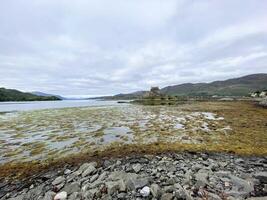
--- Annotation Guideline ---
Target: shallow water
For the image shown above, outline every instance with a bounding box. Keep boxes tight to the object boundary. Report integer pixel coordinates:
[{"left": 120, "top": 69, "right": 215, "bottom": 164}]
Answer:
[
  {"left": 0, "top": 100, "right": 120, "bottom": 112},
  {"left": 0, "top": 104, "right": 230, "bottom": 164}
]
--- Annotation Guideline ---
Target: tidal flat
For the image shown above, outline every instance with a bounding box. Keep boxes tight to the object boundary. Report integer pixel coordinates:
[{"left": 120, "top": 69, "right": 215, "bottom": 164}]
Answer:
[{"left": 0, "top": 101, "right": 266, "bottom": 179}]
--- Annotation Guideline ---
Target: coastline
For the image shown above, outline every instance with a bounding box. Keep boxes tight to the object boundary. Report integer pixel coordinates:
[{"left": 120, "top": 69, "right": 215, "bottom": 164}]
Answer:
[{"left": 1, "top": 151, "right": 266, "bottom": 199}]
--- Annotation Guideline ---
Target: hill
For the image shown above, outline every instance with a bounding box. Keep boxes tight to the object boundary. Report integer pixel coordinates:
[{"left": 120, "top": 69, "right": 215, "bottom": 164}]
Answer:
[
  {"left": 0, "top": 88, "right": 61, "bottom": 102},
  {"left": 161, "top": 73, "right": 267, "bottom": 97},
  {"left": 31, "top": 91, "right": 66, "bottom": 100},
  {"left": 102, "top": 73, "right": 267, "bottom": 99}
]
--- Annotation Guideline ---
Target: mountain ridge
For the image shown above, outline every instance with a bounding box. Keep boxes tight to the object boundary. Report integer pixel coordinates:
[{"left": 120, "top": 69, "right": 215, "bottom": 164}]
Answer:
[
  {"left": 160, "top": 73, "right": 267, "bottom": 96},
  {"left": 103, "top": 73, "right": 267, "bottom": 99}
]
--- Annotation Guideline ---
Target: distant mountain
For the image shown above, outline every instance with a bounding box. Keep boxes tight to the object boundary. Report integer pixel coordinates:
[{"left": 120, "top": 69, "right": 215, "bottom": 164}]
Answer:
[
  {"left": 0, "top": 88, "right": 61, "bottom": 102},
  {"left": 161, "top": 73, "right": 267, "bottom": 97},
  {"left": 102, "top": 73, "right": 267, "bottom": 99},
  {"left": 93, "top": 91, "right": 149, "bottom": 100},
  {"left": 31, "top": 91, "right": 66, "bottom": 100}
]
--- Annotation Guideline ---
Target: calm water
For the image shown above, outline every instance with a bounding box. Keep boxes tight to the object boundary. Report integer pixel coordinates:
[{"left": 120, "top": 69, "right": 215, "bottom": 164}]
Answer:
[{"left": 0, "top": 100, "right": 121, "bottom": 112}]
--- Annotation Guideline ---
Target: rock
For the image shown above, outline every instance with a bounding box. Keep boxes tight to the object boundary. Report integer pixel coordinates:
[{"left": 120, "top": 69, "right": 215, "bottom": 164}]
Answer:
[
  {"left": 225, "top": 190, "right": 251, "bottom": 198},
  {"left": 254, "top": 172, "right": 267, "bottom": 184},
  {"left": 132, "top": 163, "right": 142, "bottom": 173},
  {"left": 54, "top": 191, "right": 67, "bottom": 200},
  {"left": 68, "top": 192, "right": 81, "bottom": 200},
  {"left": 81, "top": 165, "right": 97, "bottom": 177},
  {"left": 195, "top": 170, "right": 209, "bottom": 187},
  {"left": 247, "top": 197, "right": 267, "bottom": 200},
  {"left": 43, "top": 191, "right": 56, "bottom": 200},
  {"left": 98, "top": 171, "right": 108, "bottom": 181},
  {"left": 62, "top": 182, "right": 80, "bottom": 194},
  {"left": 52, "top": 176, "right": 65, "bottom": 186},
  {"left": 208, "top": 192, "right": 222, "bottom": 200},
  {"left": 78, "top": 162, "right": 97, "bottom": 174},
  {"left": 151, "top": 184, "right": 161, "bottom": 198},
  {"left": 126, "top": 177, "right": 149, "bottom": 191},
  {"left": 228, "top": 174, "right": 254, "bottom": 195},
  {"left": 64, "top": 169, "right": 72, "bottom": 175},
  {"left": 118, "top": 180, "right": 127, "bottom": 192},
  {"left": 173, "top": 183, "right": 188, "bottom": 199},
  {"left": 23, "top": 184, "right": 44, "bottom": 199},
  {"left": 161, "top": 193, "right": 173, "bottom": 200},
  {"left": 117, "top": 192, "right": 127, "bottom": 199},
  {"left": 140, "top": 186, "right": 150, "bottom": 197},
  {"left": 90, "top": 173, "right": 99, "bottom": 183},
  {"left": 83, "top": 188, "right": 98, "bottom": 199},
  {"left": 8, "top": 195, "right": 25, "bottom": 200},
  {"left": 105, "top": 181, "right": 121, "bottom": 195}
]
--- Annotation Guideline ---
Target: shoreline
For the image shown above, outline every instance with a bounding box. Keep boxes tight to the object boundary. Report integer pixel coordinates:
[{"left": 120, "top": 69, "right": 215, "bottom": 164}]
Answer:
[
  {"left": 1, "top": 151, "right": 266, "bottom": 199},
  {"left": 1, "top": 141, "right": 267, "bottom": 182}
]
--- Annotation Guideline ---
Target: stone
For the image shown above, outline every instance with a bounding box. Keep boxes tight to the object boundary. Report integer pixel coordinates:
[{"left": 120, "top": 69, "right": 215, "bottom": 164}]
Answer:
[
  {"left": 247, "top": 198, "right": 267, "bottom": 200},
  {"left": 68, "top": 192, "right": 82, "bottom": 200},
  {"left": 83, "top": 188, "right": 98, "bottom": 199},
  {"left": 105, "top": 181, "right": 121, "bottom": 195},
  {"left": 117, "top": 192, "right": 127, "bottom": 199},
  {"left": 62, "top": 182, "right": 80, "bottom": 194},
  {"left": 118, "top": 180, "right": 127, "bottom": 192},
  {"left": 90, "top": 173, "right": 99, "bottom": 183},
  {"left": 254, "top": 172, "right": 267, "bottom": 184},
  {"left": 43, "top": 191, "right": 56, "bottom": 200},
  {"left": 228, "top": 175, "right": 254, "bottom": 194},
  {"left": 161, "top": 193, "right": 173, "bottom": 200},
  {"left": 150, "top": 184, "right": 161, "bottom": 198},
  {"left": 54, "top": 191, "right": 67, "bottom": 200},
  {"left": 8, "top": 195, "right": 25, "bottom": 200},
  {"left": 132, "top": 163, "right": 142, "bottom": 173},
  {"left": 195, "top": 171, "right": 209, "bottom": 187},
  {"left": 173, "top": 183, "right": 187, "bottom": 199},
  {"left": 82, "top": 165, "right": 97, "bottom": 177},
  {"left": 208, "top": 192, "right": 222, "bottom": 200},
  {"left": 52, "top": 176, "right": 65, "bottom": 186},
  {"left": 79, "top": 162, "right": 97, "bottom": 173},
  {"left": 140, "top": 186, "right": 150, "bottom": 197},
  {"left": 23, "top": 184, "right": 44, "bottom": 199},
  {"left": 126, "top": 177, "right": 149, "bottom": 191},
  {"left": 64, "top": 169, "right": 72, "bottom": 175}
]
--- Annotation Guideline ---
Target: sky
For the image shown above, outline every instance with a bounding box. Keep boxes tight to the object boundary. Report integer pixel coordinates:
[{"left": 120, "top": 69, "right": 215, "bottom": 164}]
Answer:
[{"left": 0, "top": 0, "right": 267, "bottom": 97}]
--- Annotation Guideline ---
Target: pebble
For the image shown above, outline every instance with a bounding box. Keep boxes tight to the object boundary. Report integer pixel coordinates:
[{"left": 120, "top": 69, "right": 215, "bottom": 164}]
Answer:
[
  {"left": 140, "top": 186, "right": 150, "bottom": 197},
  {"left": 54, "top": 191, "right": 67, "bottom": 200}
]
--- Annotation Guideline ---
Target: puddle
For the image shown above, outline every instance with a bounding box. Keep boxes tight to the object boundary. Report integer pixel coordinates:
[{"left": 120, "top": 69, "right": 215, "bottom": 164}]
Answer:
[{"left": 102, "top": 126, "right": 134, "bottom": 144}]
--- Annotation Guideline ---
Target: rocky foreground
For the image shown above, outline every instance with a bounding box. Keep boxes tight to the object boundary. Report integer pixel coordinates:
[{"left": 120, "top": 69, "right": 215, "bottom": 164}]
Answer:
[{"left": 1, "top": 152, "right": 267, "bottom": 200}]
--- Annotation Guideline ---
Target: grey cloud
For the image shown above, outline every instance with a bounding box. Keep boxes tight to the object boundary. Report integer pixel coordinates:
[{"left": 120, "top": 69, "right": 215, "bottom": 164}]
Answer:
[{"left": 0, "top": 0, "right": 267, "bottom": 96}]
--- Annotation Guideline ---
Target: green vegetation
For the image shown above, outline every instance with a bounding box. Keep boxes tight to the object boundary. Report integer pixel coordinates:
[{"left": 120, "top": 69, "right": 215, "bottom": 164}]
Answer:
[
  {"left": 161, "top": 73, "right": 267, "bottom": 97},
  {"left": 0, "top": 88, "right": 61, "bottom": 101}
]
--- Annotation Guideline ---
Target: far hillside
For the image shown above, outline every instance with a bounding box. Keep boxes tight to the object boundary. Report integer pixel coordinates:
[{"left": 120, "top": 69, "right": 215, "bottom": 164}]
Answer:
[
  {"left": 102, "top": 73, "right": 267, "bottom": 99},
  {"left": 0, "top": 88, "right": 61, "bottom": 102},
  {"left": 161, "top": 74, "right": 267, "bottom": 97}
]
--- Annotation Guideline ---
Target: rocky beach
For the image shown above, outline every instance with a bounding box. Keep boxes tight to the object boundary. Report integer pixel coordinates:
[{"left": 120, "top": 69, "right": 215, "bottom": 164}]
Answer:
[{"left": 1, "top": 152, "right": 266, "bottom": 200}]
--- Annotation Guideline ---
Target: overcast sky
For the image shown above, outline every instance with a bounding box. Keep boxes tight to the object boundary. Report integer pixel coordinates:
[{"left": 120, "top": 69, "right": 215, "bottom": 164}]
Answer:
[{"left": 0, "top": 0, "right": 267, "bottom": 96}]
